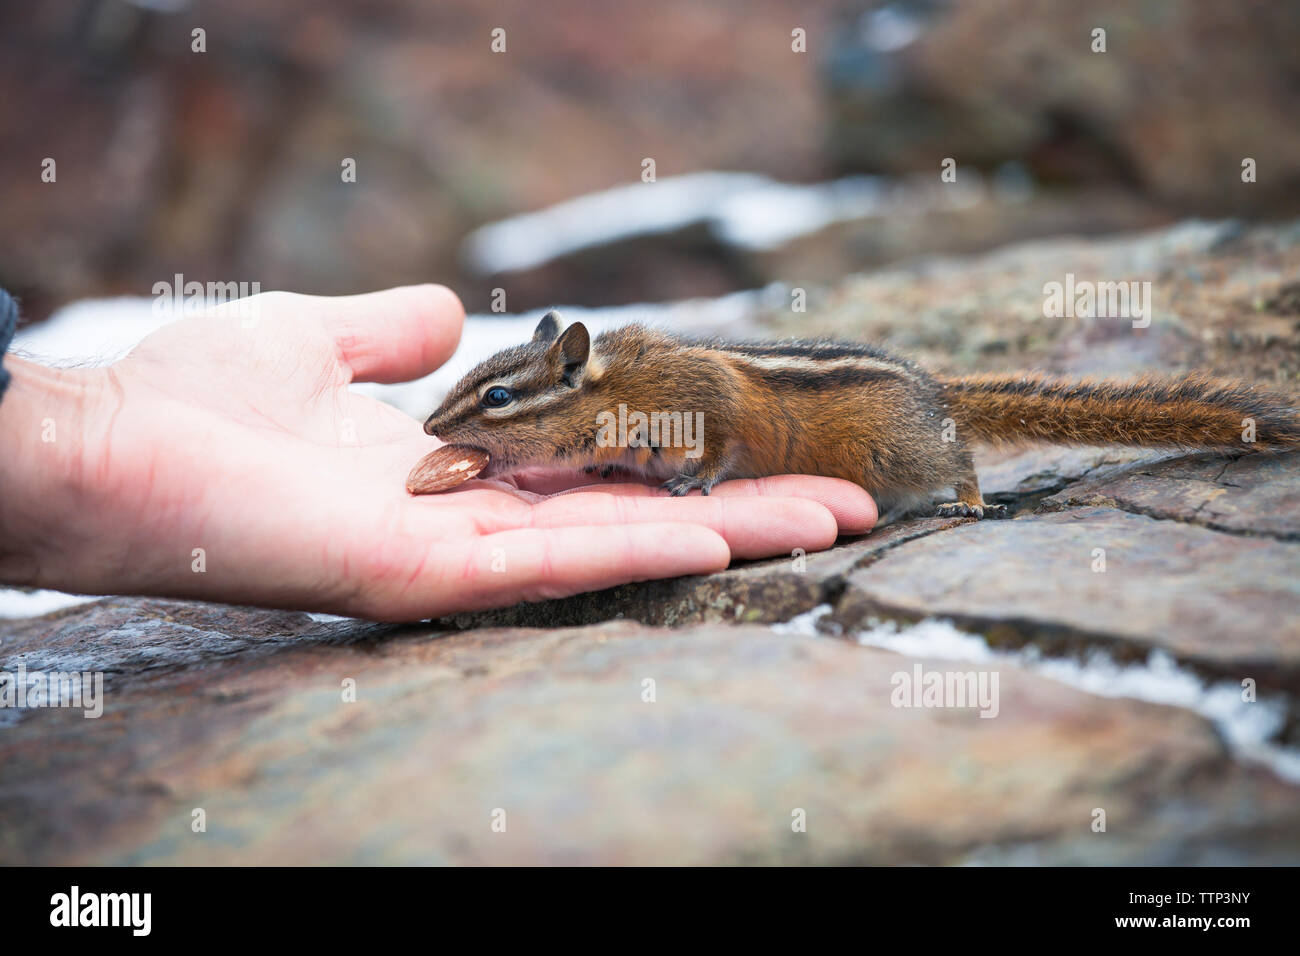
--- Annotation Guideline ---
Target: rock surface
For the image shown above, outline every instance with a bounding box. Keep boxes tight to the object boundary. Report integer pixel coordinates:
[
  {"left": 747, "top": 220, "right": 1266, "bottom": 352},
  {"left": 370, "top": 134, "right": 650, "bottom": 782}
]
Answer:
[
  {"left": 3, "top": 610, "right": 1299, "bottom": 865},
  {"left": 836, "top": 508, "right": 1300, "bottom": 689},
  {"left": 3, "top": 217, "right": 1299, "bottom": 864},
  {"left": 1039, "top": 450, "right": 1300, "bottom": 541}
]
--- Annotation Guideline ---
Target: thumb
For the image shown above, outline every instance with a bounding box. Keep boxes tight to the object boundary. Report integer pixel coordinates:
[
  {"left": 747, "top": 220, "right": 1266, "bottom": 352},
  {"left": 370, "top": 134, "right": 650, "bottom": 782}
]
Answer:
[{"left": 313, "top": 284, "right": 465, "bottom": 383}]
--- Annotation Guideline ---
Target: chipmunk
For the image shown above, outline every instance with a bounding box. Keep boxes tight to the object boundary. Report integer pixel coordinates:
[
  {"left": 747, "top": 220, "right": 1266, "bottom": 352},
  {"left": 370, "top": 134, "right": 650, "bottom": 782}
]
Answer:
[{"left": 422, "top": 310, "right": 1300, "bottom": 519}]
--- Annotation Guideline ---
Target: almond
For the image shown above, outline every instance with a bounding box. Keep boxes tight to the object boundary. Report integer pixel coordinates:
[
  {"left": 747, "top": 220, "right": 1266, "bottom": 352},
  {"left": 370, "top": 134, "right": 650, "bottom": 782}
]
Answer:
[{"left": 406, "top": 444, "right": 490, "bottom": 495}]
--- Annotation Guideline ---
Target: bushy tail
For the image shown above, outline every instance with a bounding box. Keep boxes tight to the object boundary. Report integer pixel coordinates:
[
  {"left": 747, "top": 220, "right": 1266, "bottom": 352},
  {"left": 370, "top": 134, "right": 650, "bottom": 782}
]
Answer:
[{"left": 938, "top": 372, "right": 1300, "bottom": 450}]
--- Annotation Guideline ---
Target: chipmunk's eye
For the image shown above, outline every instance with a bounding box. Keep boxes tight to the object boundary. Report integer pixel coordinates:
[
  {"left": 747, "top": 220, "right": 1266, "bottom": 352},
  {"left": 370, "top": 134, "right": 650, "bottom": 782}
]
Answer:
[{"left": 482, "top": 386, "right": 514, "bottom": 408}]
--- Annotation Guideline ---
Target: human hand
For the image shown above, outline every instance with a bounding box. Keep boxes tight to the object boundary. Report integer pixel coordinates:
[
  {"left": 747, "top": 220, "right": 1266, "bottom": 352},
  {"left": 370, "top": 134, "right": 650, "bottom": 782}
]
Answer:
[{"left": 0, "top": 286, "right": 876, "bottom": 620}]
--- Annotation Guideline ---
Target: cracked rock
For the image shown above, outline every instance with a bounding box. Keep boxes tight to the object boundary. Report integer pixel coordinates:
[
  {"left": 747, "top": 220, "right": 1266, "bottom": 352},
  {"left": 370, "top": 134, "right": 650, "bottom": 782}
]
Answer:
[
  {"left": 835, "top": 507, "right": 1300, "bottom": 691},
  {"left": 1039, "top": 450, "right": 1300, "bottom": 540}
]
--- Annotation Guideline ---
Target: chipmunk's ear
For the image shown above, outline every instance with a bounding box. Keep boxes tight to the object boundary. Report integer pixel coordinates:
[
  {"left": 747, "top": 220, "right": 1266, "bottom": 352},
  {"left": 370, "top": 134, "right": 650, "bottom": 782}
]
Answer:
[
  {"left": 532, "top": 310, "right": 562, "bottom": 343},
  {"left": 549, "top": 321, "right": 590, "bottom": 386}
]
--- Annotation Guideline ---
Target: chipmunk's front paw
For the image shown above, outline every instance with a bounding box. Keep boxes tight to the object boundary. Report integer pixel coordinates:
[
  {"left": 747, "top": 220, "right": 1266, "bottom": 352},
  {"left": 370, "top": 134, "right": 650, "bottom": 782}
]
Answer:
[
  {"left": 934, "top": 501, "right": 1009, "bottom": 520},
  {"left": 663, "top": 474, "right": 707, "bottom": 496}
]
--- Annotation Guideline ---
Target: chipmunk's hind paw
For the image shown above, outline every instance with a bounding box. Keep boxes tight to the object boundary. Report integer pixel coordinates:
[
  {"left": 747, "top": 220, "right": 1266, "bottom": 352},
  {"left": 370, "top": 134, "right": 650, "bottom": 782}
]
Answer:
[{"left": 934, "top": 501, "right": 1009, "bottom": 520}]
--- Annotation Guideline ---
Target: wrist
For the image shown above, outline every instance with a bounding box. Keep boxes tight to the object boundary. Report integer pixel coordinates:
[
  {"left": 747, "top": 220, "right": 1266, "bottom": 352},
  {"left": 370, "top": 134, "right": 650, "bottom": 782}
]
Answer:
[{"left": 0, "top": 358, "right": 115, "bottom": 591}]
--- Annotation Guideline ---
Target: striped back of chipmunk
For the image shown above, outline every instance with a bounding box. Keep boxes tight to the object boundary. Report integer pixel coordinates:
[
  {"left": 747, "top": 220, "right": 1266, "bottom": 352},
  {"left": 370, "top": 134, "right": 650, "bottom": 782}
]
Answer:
[{"left": 698, "top": 338, "right": 931, "bottom": 391}]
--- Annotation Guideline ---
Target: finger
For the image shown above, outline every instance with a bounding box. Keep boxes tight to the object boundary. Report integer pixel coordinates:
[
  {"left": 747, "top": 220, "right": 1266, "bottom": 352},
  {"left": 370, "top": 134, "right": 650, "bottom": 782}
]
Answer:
[
  {"left": 704, "top": 475, "right": 877, "bottom": 535},
  {"left": 312, "top": 284, "right": 465, "bottom": 383},
  {"left": 533, "top": 473, "right": 878, "bottom": 537},
  {"left": 376, "top": 523, "right": 730, "bottom": 620},
  {"left": 517, "top": 491, "right": 840, "bottom": 560}
]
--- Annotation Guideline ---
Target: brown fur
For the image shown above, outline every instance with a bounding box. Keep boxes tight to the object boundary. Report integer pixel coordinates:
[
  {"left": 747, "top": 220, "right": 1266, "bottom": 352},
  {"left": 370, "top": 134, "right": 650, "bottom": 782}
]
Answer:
[
  {"left": 424, "top": 313, "right": 1300, "bottom": 519},
  {"left": 940, "top": 373, "right": 1300, "bottom": 449}
]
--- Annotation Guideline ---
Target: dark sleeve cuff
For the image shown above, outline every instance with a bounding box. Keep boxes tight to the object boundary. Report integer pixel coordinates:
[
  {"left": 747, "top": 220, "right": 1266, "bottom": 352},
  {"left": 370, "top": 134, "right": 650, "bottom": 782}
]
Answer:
[{"left": 0, "top": 288, "right": 17, "bottom": 403}]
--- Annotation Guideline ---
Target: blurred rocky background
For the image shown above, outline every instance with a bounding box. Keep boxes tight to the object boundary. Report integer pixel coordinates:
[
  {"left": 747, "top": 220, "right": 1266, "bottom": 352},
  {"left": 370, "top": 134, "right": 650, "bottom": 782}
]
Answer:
[{"left": 2, "top": 0, "right": 1298, "bottom": 320}]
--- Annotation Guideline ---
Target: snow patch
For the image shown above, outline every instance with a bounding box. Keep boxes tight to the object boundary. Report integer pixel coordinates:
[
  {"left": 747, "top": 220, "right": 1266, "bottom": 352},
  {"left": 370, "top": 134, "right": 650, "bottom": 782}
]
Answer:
[
  {"left": 0, "top": 590, "right": 102, "bottom": 620},
  {"left": 462, "top": 169, "right": 1003, "bottom": 275}
]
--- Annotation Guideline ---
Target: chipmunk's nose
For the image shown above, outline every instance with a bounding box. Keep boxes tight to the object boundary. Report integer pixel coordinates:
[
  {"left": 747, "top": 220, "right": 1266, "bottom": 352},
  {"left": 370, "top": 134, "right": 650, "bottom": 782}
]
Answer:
[{"left": 422, "top": 414, "right": 440, "bottom": 436}]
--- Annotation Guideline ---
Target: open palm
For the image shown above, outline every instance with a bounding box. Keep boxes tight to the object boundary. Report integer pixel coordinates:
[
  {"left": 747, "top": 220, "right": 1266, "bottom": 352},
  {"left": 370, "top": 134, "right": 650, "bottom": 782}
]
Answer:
[{"left": 71, "top": 286, "right": 875, "bottom": 620}]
